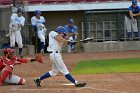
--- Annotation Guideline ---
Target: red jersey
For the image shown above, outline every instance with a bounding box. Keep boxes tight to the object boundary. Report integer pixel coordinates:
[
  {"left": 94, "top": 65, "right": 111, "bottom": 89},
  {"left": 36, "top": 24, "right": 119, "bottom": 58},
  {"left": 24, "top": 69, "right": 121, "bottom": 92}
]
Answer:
[{"left": 0, "top": 56, "right": 28, "bottom": 70}]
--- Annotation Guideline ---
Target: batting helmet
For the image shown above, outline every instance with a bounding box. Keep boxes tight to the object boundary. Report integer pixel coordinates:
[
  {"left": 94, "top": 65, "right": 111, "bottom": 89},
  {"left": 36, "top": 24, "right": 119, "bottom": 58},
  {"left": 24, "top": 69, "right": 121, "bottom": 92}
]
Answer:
[
  {"left": 35, "top": 10, "right": 41, "bottom": 15},
  {"left": 69, "top": 19, "right": 74, "bottom": 24},
  {"left": 17, "top": 7, "right": 24, "bottom": 13},
  {"left": 4, "top": 48, "right": 14, "bottom": 55},
  {"left": 132, "top": 0, "right": 137, "bottom": 5},
  {"left": 56, "top": 26, "right": 67, "bottom": 34}
]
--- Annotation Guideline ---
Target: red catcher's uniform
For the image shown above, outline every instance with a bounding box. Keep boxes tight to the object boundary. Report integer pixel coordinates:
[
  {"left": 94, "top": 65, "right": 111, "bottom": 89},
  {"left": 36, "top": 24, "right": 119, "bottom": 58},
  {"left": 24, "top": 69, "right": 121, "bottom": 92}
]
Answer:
[{"left": 0, "top": 55, "right": 28, "bottom": 85}]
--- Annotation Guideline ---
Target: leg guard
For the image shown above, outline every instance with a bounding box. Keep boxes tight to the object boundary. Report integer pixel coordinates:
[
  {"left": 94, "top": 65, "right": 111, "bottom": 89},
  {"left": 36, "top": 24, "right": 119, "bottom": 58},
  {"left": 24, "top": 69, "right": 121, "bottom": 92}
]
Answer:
[
  {"left": 18, "top": 78, "right": 25, "bottom": 85},
  {"left": 0, "top": 66, "right": 13, "bottom": 85}
]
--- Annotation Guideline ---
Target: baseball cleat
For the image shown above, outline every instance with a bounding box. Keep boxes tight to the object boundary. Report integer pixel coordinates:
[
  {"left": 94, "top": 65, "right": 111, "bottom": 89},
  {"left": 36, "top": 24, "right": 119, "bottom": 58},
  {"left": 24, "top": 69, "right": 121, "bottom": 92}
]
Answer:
[
  {"left": 75, "top": 82, "right": 87, "bottom": 87},
  {"left": 34, "top": 78, "right": 41, "bottom": 87}
]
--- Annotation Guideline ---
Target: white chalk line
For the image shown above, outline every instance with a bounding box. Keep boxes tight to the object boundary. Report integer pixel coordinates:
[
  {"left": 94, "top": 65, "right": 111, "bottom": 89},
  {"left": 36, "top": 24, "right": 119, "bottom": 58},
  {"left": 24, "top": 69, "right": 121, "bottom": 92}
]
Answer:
[
  {"left": 10, "top": 85, "right": 127, "bottom": 93},
  {"left": 75, "top": 86, "right": 126, "bottom": 93}
]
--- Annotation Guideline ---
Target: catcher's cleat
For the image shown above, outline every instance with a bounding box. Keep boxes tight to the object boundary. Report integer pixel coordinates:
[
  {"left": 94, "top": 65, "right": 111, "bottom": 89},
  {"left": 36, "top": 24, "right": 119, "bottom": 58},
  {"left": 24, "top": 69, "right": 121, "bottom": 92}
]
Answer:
[
  {"left": 75, "top": 82, "right": 87, "bottom": 87},
  {"left": 34, "top": 78, "right": 41, "bottom": 87}
]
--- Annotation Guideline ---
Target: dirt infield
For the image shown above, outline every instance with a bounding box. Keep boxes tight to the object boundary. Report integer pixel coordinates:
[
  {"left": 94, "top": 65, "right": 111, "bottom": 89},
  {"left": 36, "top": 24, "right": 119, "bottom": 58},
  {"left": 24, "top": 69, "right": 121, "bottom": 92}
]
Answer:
[{"left": 1, "top": 51, "right": 140, "bottom": 93}]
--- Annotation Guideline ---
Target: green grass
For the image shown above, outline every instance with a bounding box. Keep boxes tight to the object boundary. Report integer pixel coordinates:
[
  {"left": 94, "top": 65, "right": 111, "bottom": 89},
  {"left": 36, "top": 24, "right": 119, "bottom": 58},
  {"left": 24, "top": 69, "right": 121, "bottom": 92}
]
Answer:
[{"left": 72, "top": 58, "right": 140, "bottom": 74}]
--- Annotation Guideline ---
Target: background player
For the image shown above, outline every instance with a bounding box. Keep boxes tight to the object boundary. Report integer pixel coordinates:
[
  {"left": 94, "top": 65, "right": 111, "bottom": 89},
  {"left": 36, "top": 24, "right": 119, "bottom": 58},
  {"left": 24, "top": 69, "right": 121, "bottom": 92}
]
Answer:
[
  {"left": 65, "top": 19, "right": 78, "bottom": 53},
  {"left": 9, "top": 7, "right": 25, "bottom": 56},
  {"left": 34, "top": 26, "right": 86, "bottom": 87},
  {"left": 31, "top": 10, "right": 47, "bottom": 53},
  {"left": 0, "top": 48, "right": 38, "bottom": 86},
  {"left": 125, "top": 0, "right": 140, "bottom": 38}
]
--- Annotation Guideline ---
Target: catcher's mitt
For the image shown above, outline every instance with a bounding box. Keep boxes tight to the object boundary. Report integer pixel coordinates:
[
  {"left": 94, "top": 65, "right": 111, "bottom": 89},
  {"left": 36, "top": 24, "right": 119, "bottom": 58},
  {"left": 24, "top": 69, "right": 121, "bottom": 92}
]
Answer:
[{"left": 35, "top": 53, "right": 43, "bottom": 63}]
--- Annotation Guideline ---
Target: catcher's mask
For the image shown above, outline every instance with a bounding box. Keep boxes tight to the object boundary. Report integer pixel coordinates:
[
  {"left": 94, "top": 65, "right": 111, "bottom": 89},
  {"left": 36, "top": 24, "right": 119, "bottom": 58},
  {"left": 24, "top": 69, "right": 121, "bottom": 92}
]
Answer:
[{"left": 4, "top": 48, "right": 14, "bottom": 58}]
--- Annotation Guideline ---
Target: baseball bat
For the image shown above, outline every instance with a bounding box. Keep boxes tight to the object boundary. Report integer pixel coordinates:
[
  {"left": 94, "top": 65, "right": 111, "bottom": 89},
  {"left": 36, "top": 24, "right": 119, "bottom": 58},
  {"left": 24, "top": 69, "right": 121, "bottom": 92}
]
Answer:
[{"left": 67, "top": 37, "right": 94, "bottom": 43}]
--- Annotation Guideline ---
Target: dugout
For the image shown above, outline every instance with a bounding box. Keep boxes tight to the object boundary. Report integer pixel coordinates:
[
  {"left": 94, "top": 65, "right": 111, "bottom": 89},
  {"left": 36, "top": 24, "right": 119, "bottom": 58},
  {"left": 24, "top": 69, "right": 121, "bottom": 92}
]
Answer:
[{"left": 82, "top": 10, "right": 140, "bottom": 52}]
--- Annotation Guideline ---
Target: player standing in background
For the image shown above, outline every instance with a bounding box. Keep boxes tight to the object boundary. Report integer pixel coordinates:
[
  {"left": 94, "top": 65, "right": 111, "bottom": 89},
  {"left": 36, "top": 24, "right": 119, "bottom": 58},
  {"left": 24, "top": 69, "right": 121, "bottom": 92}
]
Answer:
[
  {"left": 125, "top": 0, "right": 140, "bottom": 38},
  {"left": 9, "top": 7, "right": 25, "bottom": 57},
  {"left": 34, "top": 26, "right": 86, "bottom": 87},
  {"left": 31, "top": 10, "right": 47, "bottom": 53},
  {"left": 0, "top": 48, "right": 38, "bottom": 86},
  {"left": 65, "top": 19, "right": 78, "bottom": 53}
]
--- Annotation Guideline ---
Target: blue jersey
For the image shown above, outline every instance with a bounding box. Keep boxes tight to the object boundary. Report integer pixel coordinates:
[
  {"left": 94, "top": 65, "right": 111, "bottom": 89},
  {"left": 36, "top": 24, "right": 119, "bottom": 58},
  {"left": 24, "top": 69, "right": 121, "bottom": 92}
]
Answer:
[
  {"left": 126, "top": 5, "right": 140, "bottom": 19},
  {"left": 128, "top": 5, "right": 140, "bottom": 14},
  {"left": 64, "top": 25, "right": 78, "bottom": 34}
]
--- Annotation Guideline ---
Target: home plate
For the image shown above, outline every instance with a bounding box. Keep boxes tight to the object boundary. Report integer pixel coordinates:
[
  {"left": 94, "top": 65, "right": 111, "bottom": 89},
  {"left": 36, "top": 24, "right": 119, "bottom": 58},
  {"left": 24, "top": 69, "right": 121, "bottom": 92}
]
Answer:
[{"left": 62, "top": 83, "right": 75, "bottom": 86}]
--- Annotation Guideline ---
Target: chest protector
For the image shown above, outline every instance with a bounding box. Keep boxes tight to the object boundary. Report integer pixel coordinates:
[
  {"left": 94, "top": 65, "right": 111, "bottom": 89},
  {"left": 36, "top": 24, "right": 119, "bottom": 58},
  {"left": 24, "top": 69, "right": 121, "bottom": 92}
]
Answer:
[{"left": 0, "top": 56, "right": 17, "bottom": 66}]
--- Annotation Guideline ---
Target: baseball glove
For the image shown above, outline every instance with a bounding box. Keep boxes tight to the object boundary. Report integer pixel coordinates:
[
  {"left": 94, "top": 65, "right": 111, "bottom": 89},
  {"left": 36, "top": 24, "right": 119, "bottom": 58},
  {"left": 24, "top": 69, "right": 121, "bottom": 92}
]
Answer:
[{"left": 35, "top": 53, "right": 43, "bottom": 63}]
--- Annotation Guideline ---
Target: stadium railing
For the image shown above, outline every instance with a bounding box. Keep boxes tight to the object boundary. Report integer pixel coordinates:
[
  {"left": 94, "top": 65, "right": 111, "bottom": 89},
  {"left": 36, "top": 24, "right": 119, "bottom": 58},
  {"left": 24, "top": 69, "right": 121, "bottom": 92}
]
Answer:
[{"left": 0, "top": 0, "right": 133, "bottom": 5}]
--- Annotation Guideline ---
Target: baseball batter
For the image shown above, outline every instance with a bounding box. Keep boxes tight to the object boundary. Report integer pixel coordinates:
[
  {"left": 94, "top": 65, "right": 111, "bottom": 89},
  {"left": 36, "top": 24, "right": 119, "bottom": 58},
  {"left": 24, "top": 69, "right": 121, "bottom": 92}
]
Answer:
[
  {"left": 31, "top": 10, "right": 47, "bottom": 53},
  {"left": 34, "top": 26, "right": 86, "bottom": 87},
  {"left": 9, "top": 7, "right": 25, "bottom": 56},
  {"left": 65, "top": 19, "right": 78, "bottom": 53},
  {"left": 125, "top": 0, "right": 140, "bottom": 38},
  {"left": 0, "top": 48, "right": 37, "bottom": 85}
]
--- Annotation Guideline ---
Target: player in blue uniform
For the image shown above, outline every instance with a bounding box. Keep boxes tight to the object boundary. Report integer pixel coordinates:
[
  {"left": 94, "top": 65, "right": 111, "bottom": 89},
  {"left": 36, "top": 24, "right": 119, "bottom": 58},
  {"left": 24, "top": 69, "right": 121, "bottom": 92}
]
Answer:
[
  {"left": 65, "top": 19, "right": 78, "bottom": 52},
  {"left": 34, "top": 26, "right": 86, "bottom": 87},
  {"left": 125, "top": 0, "right": 140, "bottom": 38},
  {"left": 31, "top": 10, "right": 47, "bottom": 53}
]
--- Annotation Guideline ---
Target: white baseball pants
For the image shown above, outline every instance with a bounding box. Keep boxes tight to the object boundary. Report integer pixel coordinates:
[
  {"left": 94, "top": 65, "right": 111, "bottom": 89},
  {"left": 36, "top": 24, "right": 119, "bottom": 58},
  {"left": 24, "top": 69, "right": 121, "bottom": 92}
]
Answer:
[
  {"left": 10, "top": 30, "right": 23, "bottom": 48},
  {"left": 49, "top": 52, "right": 69, "bottom": 76},
  {"left": 125, "top": 15, "right": 138, "bottom": 32},
  {"left": 37, "top": 29, "right": 46, "bottom": 43}
]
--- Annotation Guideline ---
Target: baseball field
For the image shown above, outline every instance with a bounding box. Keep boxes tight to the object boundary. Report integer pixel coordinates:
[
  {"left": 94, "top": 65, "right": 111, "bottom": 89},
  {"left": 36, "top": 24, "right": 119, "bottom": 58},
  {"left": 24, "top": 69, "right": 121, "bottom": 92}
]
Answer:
[{"left": 0, "top": 51, "right": 140, "bottom": 93}]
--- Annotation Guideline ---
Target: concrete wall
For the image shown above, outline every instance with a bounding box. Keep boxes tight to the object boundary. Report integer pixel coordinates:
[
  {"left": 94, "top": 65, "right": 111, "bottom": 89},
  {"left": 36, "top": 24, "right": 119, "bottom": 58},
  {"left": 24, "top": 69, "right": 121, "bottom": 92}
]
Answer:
[
  {"left": 0, "top": 8, "right": 12, "bottom": 31},
  {"left": 82, "top": 41, "right": 140, "bottom": 52}
]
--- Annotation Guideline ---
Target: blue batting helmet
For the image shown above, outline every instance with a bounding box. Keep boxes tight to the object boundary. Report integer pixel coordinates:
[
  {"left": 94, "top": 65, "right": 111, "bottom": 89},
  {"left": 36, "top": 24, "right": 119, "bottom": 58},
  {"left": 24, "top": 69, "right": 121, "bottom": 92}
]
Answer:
[
  {"left": 56, "top": 26, "right": 67, "bottom": 34},
  {"left": 132, "top": 0, "right": 137, "bottom": 5},
  {"left": 35, "top": 10, "right": 41, "bottom": 15},
  {"left": 69, "top": 19, "right": 74, "bottom": 24}
]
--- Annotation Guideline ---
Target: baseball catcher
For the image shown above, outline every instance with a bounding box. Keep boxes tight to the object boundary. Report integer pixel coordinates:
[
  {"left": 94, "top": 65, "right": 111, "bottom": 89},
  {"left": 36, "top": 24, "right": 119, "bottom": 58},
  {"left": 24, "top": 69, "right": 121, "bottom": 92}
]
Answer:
[{"left": 0, "top": 48, "right": 42, "bottom": 86}]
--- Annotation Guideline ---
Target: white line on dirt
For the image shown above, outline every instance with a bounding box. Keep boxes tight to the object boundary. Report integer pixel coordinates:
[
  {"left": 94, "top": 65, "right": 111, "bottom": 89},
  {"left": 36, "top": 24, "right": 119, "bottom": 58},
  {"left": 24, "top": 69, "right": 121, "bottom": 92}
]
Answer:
[
  {"left": 11, "top": 88, "right": 77, "bottom": 91},
  {"left": 11, "top": 86, "right": 127, "bottom": 93},
  {"left": 75, "top": 86, "right": 126, "bottom": 93}
]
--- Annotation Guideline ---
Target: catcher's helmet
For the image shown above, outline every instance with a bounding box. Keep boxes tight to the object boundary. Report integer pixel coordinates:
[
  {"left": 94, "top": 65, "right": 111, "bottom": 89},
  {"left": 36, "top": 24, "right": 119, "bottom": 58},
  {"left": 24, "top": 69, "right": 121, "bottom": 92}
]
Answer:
[
  {"left": 35, "top": 10, "right": 41, "bottom": 15},
  {"left": 17, "top": 7, "right": 24, "bottom": 13},
  {"left": 69, "top": 19, "right": 74, "bottom": 24},
  {"left": 4, "top": 48, "right": 14, "bottom": 55},
  {"left": 56, "top": 26, "right": 67, "bottom": 34},
  {"left": 132, "top": 0, "right": 137, "bottom": 5}
]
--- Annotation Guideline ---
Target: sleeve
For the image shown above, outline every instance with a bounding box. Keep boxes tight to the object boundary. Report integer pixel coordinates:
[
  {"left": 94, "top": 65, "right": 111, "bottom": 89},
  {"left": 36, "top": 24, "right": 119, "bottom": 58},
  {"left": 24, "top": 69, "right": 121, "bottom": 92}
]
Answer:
[
  {"left": 49, "top": 31, "right": 58, "bottom": 39},
  {"left": 42, "top": 17, "right": 46, "bottom": 24},
  {"left": 128, "top": 6, "right": 132, "bottom": 11},
  {"left": 10, "top": 13, "right": 16, "bottom": 25},
  {"left": 17, "top": 58, "right": 28, "bottom": 63},
  {"left": 20, "top": 17, "right": 25, "bottom": 27},
  {"left": 31, "top": 17, "right": 37, "bottom": 26},
  {"left": 138, "top": 6, "right": 140, "bottom": 11},
  {"left": 74, "top": 26, "right": 78, "bottom": 33},
  {"left": 0, "top": 59, "right": 3, "bottom": 69}
]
